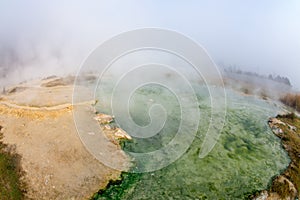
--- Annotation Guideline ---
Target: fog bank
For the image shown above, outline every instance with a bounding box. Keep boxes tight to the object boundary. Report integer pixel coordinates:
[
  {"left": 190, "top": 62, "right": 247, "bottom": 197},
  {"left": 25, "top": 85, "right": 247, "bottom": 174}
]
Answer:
[{"left": 0, "top": 1, "right": 299, "bottom": 89}]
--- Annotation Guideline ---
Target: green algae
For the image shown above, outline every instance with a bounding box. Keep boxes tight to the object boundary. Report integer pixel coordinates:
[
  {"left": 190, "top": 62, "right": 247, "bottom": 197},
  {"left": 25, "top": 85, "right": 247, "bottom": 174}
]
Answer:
[
  {"left": 92, "top": 173, "right": 141, "bottom": 200},
  {"left": 94, "top": 87, "right": 290, "bottom": 199}
]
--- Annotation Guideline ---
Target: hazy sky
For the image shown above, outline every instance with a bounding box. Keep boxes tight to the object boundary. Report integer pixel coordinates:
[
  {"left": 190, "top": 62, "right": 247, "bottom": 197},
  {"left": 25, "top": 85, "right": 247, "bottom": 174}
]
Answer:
[{"left": 0, "top": 0, "right": 300, "bottom": 89}]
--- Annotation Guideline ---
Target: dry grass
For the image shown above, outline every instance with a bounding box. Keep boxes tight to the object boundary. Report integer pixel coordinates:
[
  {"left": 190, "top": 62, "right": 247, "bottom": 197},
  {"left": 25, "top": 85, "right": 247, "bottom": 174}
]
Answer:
[{"left": 280, "top": 93, "right": 300, "bottom": 112}]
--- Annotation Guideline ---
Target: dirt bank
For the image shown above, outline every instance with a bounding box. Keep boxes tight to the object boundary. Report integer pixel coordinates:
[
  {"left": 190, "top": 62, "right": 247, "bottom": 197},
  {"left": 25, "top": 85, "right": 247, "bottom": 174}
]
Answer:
[
  {"left": 253, "top": 113, "right": 300, "bottom": 200},
  {"left": 0, "top": 76, "right": 130, "bottom": 199}
]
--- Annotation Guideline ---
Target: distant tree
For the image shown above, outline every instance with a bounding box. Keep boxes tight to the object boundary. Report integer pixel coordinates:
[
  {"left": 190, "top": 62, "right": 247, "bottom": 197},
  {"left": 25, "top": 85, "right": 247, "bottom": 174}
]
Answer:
[
  {"left": 268, "top": 74, "right": 273, "bottom": 80},
  {"left": 224, "top": 67, "right": 291, "bottom": 86}
]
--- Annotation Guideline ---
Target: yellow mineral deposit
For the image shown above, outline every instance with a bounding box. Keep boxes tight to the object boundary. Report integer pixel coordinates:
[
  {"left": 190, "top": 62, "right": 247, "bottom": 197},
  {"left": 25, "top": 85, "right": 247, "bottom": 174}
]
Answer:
[{"left": 0, "top": 76, "right": 130, "bottom": 199}]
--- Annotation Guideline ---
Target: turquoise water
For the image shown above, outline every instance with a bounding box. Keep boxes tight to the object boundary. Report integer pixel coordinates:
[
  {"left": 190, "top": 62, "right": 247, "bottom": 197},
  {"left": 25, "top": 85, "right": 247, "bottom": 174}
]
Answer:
[{"left": 94, "top": 84, "right": 289, "bottom": 199}]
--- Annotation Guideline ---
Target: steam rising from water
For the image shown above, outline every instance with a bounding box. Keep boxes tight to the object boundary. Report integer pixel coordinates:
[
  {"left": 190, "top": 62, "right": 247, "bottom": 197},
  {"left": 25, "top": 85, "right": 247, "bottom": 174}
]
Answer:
[
  {"left": 1, "top": 1, "right": 299, "bottom": 90},
  {"left": 73, "top": 28, "right": 226, "bottom": 172}
]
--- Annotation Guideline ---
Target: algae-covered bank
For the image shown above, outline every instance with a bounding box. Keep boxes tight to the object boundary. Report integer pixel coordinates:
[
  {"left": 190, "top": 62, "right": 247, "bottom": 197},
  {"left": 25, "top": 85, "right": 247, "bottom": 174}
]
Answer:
[
  {"left": 253, "top": 113, "right": 300, "bottom": 199},
  {"left": 93, "top": 86, "right": 290, "bottom": 200}
]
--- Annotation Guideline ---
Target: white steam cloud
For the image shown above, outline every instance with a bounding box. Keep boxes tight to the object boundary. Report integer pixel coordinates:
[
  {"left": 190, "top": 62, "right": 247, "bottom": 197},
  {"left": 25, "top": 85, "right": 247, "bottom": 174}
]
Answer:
[{"left": 0, "top": 1, "right": 299, "bottom": 89}]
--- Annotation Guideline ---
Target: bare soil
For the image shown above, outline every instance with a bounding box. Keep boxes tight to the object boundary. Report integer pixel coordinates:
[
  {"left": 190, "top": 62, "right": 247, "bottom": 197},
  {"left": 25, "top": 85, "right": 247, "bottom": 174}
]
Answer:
[{"left": 0, "top": 77, "right": 129, "bottom": 200}]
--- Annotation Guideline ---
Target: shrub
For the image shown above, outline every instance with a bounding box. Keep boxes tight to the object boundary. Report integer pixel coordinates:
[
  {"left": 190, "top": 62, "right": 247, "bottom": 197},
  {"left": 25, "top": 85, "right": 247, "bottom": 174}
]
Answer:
[
  {"left": 0, "top": 132, "right": 25, "bottom": 199},
  {"left": 280, "top": 93, "right": 300, "bottom": 112}
]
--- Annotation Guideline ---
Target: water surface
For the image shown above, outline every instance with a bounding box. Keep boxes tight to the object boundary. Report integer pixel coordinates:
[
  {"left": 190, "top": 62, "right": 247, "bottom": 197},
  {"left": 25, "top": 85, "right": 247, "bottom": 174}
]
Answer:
[{"left": 95, "top": 85, "right": 289, "bottom": 199}]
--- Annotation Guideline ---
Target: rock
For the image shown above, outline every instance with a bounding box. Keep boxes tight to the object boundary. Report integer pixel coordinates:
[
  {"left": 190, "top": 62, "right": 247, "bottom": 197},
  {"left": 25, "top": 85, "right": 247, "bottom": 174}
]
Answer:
[
  {"left": 253, "top": 175, "right": 297, "bottom": 200},
  {"left": 269, "top": 118, "right": 286, "bottom": 136},
  {"left": 268, "top": 118, "right": 286, "bottom": 126},
  {"left": 272, "top": 127, "right": 284, "bottom": 135},
  {"left": 272, "top": 175, "right": 297, "bottom": 200},
  {"left": 114, "top": 128, "right": 132, "bottom": 140},
  {"left": 253, "top": 190, "right": 268, "bottom": 200},
  {"left": 288, "top": 124, "right": 297, "bottom": 132},
  {"left": 94, "top": 113, "right": 114, "bottom": 124},
  {"left": 104, "top": 125, "right": 112, "bottom": 130}
]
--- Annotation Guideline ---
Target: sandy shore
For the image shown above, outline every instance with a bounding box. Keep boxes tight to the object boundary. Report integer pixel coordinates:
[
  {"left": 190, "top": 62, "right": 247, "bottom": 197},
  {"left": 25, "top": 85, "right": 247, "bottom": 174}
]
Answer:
[{"left": 0, "top": 76, "right": 130, "bottom": 199}]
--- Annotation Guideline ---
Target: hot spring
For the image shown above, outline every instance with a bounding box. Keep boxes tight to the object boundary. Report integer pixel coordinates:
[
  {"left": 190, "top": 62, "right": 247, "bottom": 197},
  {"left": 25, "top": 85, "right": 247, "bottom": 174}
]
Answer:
[{"left": 93, "top": 81, "right": 290, "bottom": 199}]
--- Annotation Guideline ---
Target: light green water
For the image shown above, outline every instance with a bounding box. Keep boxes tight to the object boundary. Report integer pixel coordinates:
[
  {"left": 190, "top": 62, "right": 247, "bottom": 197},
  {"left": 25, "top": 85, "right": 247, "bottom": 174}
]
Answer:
[{"left": 94, "top": 84, "right": 289, "bottom": 199}]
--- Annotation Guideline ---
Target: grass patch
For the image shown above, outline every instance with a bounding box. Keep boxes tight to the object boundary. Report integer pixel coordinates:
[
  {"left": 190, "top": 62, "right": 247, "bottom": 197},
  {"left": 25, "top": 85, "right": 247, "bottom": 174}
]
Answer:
[
  {"left": 92, "top": 172, "right": 141, "bottom": 200},
  {"left": 0, "top": 126, "right": 25, "bottom": 200}
]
